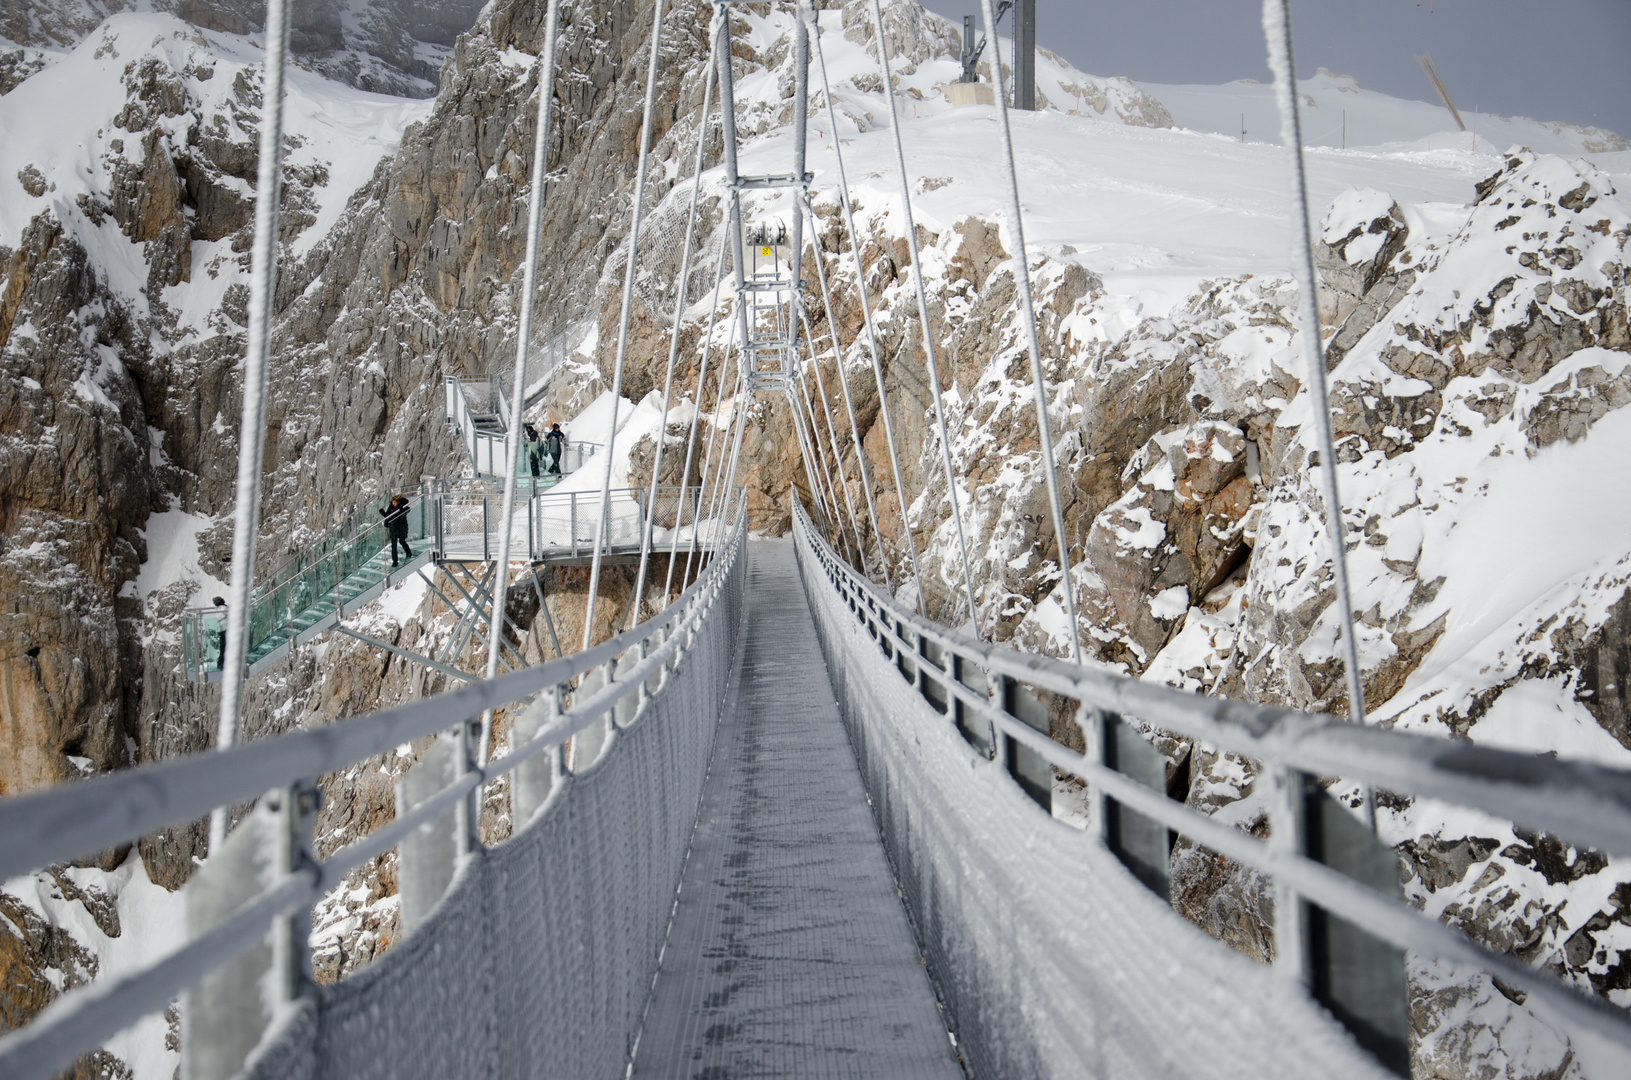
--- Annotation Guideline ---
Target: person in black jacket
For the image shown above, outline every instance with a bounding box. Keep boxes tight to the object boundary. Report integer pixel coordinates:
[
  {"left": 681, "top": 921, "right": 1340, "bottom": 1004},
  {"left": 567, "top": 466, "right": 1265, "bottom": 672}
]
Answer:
[
  {"left": 211, "top": 596, "right": 228, "bottom": 671},
  {"left": 381, "top": 494, "right": 413, "bottom": 567},
  {"left": 545, "top": 423, "right": 565, "bottom": 475},
  {"left": 523, "top": 422, "right": 543, "bottom": 477}
]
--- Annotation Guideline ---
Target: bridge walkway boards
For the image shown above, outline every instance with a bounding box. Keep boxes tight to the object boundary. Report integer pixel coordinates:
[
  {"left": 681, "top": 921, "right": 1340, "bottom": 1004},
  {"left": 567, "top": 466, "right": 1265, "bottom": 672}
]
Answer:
[{"left": 632, "top": 539, "right": 962, "bottom": 1080}]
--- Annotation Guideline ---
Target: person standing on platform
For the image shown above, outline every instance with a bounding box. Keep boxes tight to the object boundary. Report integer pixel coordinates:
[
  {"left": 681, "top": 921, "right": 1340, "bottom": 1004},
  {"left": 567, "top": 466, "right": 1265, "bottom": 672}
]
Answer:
[
  {"left": 523, "top": 422, "right": 542, "bottom": 477},
  {"left": 545, "top": 423, "right": 565, "bottom": 475},
  {"left": 381, "top": 494, "right": 414, "bottom": 567}
]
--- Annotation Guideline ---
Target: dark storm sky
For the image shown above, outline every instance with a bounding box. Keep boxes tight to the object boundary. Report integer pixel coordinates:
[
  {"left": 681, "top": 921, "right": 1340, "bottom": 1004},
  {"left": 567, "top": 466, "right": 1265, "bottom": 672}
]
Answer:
[{"left": 917, "top": 0, "right": 1631, "bottom": 138}]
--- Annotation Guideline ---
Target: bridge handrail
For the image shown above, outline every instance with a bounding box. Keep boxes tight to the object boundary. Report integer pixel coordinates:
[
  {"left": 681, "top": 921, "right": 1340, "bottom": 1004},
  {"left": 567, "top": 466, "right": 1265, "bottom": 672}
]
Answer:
[
  {"left": 792, "top": 506, "right": 1631, "bottom": 1053},
  {"left": 795, "top": 508, "right": 1631, "bottom": 856},
  {"left": 0, "top": 499, "right": 747, "bottom": 1080}
]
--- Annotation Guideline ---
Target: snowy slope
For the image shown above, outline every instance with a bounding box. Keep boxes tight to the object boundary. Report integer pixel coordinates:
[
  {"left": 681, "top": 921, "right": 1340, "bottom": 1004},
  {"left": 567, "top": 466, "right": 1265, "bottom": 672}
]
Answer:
[
  {"left": 0, "top": 11, "right": 430, "bottom": 277},
  {"left": 1146, "top": 68, "right": 1630, "bottom": 157}
]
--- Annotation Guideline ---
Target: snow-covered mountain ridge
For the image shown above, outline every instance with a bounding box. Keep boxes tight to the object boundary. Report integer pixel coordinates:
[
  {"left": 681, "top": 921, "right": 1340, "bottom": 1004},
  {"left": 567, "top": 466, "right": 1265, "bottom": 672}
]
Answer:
[{"left": 2, "top": 0, "right": 485, "bottom": 97}]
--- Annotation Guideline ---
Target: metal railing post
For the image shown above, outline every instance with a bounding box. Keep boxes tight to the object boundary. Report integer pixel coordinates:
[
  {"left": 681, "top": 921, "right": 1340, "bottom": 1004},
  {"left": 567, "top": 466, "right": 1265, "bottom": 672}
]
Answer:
[
  {"left": 1271, "top": 766, "right": 1309, "bottom": 985},
  {"left": 454, "top": 716, "right": 480, "bottom": 856},
  {"left": 270, "top": 779, "right": 318, "bottom": 1005}
]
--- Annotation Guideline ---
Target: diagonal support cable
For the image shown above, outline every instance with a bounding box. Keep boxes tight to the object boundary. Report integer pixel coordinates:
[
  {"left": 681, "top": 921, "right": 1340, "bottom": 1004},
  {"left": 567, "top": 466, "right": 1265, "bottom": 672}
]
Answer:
[
  {"left": 803, "top": 194, "right": 892, "bottom": 589},
  {"left": 797, "top": 308, "right": 869, "bottom": 571},
  {"left": 865, "top": 0, "right": 983, "bottom": 634},
  {"left": 978, "top": 0, "right": 1084, "bottom": 663},
  {"left": 663, "top": 232, "right": 731, "bottom": 602},
  {"left": 805, "top": 5, "right": 926, "bottom": 613},
  {"left": 480, "top": 0, "right": 563, "bottom": 766},
  {"left": 583, "top": 0, "right": 669, "bottom": 650},
  {"left": 629, "top": 24, "right": 721, "bottom": 628}
]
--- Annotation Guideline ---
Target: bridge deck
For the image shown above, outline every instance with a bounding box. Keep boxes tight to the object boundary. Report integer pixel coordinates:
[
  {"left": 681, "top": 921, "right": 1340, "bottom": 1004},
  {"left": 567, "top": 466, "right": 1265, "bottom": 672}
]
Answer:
[{"left": 632, "top": 540, "right": 962, "bottom": 1080}]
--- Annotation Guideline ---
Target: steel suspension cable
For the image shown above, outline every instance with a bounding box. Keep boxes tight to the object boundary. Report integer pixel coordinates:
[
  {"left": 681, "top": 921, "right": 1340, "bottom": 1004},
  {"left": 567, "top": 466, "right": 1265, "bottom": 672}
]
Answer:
[
  {"left": 627, "top": 21, "right": 721, "bottom": 629},
  {"left": 661, "top": 231, "right": 731, "bottom": 603},
  {"left": 797, "top": 307, "right": 869, "bottom": 572},
  {"left": 977, "top": 0, "right": 1084, "bottom": 664},
  {"left": 210, "top": 0, "right": 292, "bottom": 853},
  {"left": 479, "top": 0, "right": 562, "bottom": 767},
  {"left": 714, "top": 342, "right": 753, "bottom": 543},
  {"left": 581, "top": 0, "right": 668, "bottom": 650},
  {"left": 866, "top": 0, "right": 982, "bottom": 633},
  {"left": 683, "top": 301, "right": 746, "bottom": 588},
  {"left": 805, "top": 6, "right": 925, "bottom": 613},
  {"left": 787, "top": 382, "right": 839, "bottom": 538},
  {"left": 1262, "top": 0, "right": 1372, "bottom": 820},
  {"left": 803, "top": 194, "right": 892, "bottom": 590}
]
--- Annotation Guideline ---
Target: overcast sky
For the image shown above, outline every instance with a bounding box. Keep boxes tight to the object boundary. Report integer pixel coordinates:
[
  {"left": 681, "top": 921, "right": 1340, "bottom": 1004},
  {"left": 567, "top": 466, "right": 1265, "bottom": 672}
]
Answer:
[{"left": 918, "top": 0, "right": 1631, "bottom": 138}]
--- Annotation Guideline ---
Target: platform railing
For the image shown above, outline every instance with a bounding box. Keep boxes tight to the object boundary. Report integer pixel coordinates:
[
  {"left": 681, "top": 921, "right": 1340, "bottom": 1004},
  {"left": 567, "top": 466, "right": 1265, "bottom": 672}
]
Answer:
[
  {"left": 181, "top": 494, "right": 435, "bottom": 680},
  {"left": 443, "top": 373, "right": 600, "bottom": 479},
  {"left": 434, "top": 485, "right": 733, "bottom": 564},
  {"left": 0, "top": 504, "right": 749, "bottom": 1080},
  {"left": 792, "top": 505, "right": 1631, "bottom": 1078}
]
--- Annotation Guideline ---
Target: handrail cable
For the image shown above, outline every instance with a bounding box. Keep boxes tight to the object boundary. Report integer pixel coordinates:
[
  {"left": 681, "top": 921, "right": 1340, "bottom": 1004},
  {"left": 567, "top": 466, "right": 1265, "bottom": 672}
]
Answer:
[
  {"left": 628, "top": 23, "right": 721, "bottom": 628},
  {"left": 802, "top": 192, "right": 892, "bottom": 590},
  {"left": 1262, "top": 0, "right": 1372, "bottom": 817},
  {"left": 798, "top": 306, "right": 870, "bottom": 574},
  {"left": 582, "top": 0, "right": 669, "bottom": 650},
  {"left": 661, "top": 229, "right": 731, "bottom": 603},
  {"left": 866, "top": 0, "right": 983, "bottom": 634},
  {"left": 210, "top": 0, "right": 292, "bottom": 852},
  {"left": 805, "top": 3, "right": 927, "bottom": 614},
  {"left": 976, "top": 0, "right": 1083, "bottom": 663},
  {"left": 480, "top": 0, "right": 563, "bottom": 769}
]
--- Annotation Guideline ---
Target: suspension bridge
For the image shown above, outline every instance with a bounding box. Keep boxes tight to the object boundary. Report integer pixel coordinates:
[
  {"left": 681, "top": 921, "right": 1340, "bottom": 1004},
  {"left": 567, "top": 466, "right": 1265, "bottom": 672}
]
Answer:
[{"left": 2, "top": 2, "right": 1629, "bottom": 1079}]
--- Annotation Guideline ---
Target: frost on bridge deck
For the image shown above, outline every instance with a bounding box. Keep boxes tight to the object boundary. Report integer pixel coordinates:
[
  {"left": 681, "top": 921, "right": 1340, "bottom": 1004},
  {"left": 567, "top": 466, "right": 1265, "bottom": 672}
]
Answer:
[{"left": 633, "top": 540, "right": 962, "bottom": 1080}]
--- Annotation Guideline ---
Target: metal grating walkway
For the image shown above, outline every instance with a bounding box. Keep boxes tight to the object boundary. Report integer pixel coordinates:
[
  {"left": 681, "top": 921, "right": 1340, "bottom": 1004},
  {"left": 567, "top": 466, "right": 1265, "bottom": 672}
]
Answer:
[{"left": 632, "top": 540, "right": 963, "bottom": 1080}]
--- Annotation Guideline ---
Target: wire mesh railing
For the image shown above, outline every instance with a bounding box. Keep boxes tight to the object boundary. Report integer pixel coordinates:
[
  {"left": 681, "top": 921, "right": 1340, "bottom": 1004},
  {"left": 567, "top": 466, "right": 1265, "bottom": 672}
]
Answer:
[
  {"left": 0, "top": 505, "right": 748, "bottom": 1080},
  {"left": 792, "top": 505, "right": 1631, "bottom": 1078}
]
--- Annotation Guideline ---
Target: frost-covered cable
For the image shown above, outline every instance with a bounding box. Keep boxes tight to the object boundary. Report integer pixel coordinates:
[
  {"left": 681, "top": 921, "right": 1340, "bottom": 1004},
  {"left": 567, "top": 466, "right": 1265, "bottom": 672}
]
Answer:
[
  {"left": 787, "top": 382, "right": 837, "bottom": 535},
  {"left": 1262, "top": 0, "right": 1371, "bottom": 781},
  {"left": 683, "top": 285, "right": 744, "bottom": 589},
  {"left": 210, "top": 0, "right": 292, "bottom": 853},
  {"left": 978, "top": 0, "right": 1084, "bottom": 664},
  {"left": 706, "top": 321, "right": 752, "bottom": 553},
  {"left": 867, "top": 0, "right": 982, "bottom": 633},
  {"left": 716, "top": 347, "right": 752, "bottom": 542},
  {"left": 478, "top": 0, "right": 562, "bottom": 768},
  {"left": 628, "top": 25, "right": 719, "bottom": 629},
  {"left": 806, "top": 6, "right": 925, "bottom": 614},
  {"left": 799, "top": 307, "right": 869, "bottom": 573},
  {"left": 805, "top": 194, "right": 891, "bottom": 590},
  {"left": 582, "top": 0, "right": 668, "bottom": 651},
  {"left": 795, "top": 374, "right": 848, "bottom": 546},
  {"left": 663, "top": 231, "right": 730, "bottom": 603}
]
